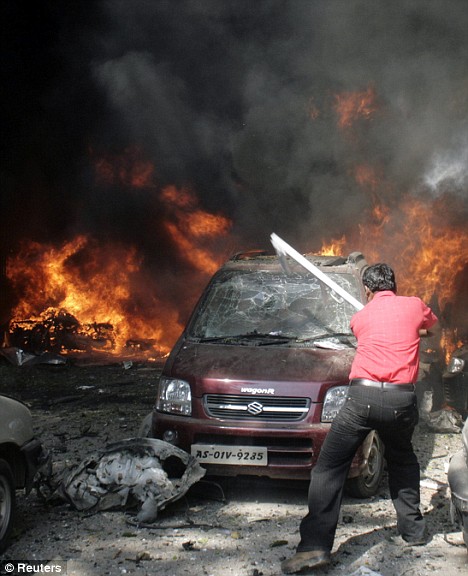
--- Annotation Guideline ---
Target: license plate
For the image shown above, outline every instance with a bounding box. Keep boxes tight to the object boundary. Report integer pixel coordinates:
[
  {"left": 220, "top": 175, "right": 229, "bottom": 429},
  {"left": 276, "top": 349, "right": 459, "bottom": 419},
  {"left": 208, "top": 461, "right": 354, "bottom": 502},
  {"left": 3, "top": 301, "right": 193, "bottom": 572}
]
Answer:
[{"left": 191, "top": 444, "right": 268, "bottom": 466}]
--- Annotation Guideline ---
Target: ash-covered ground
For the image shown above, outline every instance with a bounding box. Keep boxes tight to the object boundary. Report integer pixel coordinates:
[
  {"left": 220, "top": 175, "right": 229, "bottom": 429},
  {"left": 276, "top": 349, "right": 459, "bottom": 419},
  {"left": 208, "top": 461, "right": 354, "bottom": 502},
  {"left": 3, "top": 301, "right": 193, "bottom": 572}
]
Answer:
[{"left": 0, "top": 361, "right": 467, "bottom": 576}]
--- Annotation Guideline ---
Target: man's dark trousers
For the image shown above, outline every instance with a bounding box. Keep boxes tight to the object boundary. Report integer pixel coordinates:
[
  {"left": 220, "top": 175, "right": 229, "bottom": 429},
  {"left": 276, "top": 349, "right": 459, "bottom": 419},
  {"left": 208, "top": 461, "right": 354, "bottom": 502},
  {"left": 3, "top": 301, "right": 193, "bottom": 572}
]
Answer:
[{"left": 297, "top": 384, "right": 424, "bottom": 553}]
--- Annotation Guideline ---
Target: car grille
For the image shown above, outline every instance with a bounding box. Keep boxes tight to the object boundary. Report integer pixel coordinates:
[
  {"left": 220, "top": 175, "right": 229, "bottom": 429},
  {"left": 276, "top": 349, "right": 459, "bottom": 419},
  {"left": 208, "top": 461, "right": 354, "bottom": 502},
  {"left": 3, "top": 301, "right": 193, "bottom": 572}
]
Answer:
[{"left": 204, "top": 394, "right": 310, "bottom": 421}]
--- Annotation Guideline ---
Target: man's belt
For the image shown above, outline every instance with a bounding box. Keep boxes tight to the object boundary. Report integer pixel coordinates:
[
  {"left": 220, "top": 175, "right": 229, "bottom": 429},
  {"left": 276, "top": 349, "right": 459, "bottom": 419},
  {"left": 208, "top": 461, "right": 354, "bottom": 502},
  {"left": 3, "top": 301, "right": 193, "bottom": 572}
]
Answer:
[{"left": 350, "top": 378, "right": 415, "bottom": 392}]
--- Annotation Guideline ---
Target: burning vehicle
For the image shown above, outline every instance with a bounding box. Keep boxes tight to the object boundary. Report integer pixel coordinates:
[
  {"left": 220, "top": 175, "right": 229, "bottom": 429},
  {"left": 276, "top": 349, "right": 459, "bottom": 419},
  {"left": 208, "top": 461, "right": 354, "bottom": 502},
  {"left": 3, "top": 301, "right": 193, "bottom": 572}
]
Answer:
[
  {"left": 0, "top": 395, "right": 50, "bottom": 551},
  {"left": 3, "top": 307, "right": 164, "bottom": 364},
  {"left": 145, "top": 249, "right": 385, "bottom": 498},
  {"left": 443, "top": 343, "right": 468, "bottom": 417}
]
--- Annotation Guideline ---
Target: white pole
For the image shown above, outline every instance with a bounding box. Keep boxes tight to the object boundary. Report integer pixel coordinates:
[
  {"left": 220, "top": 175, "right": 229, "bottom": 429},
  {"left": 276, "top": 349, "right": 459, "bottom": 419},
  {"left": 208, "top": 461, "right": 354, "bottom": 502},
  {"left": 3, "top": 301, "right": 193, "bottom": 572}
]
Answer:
[{"left": 270, "top": 233, "right": 364, "bottom": 311}]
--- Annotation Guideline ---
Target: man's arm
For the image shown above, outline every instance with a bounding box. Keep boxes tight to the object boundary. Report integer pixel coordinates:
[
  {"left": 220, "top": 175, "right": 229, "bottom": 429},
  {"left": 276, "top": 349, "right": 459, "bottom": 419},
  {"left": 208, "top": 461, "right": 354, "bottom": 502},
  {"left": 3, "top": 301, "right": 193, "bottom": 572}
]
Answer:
[{"left": 421, "top": 301, "right": 438, "bottom": 330}]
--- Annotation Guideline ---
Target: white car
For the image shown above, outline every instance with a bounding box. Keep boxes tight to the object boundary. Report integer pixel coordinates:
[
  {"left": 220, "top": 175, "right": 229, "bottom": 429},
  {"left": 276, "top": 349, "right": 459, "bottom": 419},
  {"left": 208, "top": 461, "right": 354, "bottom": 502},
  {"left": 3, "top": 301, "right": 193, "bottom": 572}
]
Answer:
[
  {"left": 448, "top": 416, "right": 468, "bottom": 550},
  {"left": 0, "top": 394, "right": 50, "bottom": 551}
]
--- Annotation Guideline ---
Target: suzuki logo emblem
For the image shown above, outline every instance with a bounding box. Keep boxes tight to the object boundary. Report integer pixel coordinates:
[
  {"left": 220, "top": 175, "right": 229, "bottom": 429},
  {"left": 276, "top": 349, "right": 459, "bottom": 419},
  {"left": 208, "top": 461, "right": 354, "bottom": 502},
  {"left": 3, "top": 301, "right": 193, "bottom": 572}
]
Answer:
[{"left": 247, "top": 401, "right": 264, "bottom": 415}]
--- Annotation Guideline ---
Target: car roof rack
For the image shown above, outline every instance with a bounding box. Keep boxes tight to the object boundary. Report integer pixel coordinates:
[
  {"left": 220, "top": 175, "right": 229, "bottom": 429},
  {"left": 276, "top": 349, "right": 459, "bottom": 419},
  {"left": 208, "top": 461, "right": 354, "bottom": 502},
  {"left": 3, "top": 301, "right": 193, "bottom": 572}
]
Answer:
[{"left": 229, "top": 248, "right": 368, "bottom": 271}]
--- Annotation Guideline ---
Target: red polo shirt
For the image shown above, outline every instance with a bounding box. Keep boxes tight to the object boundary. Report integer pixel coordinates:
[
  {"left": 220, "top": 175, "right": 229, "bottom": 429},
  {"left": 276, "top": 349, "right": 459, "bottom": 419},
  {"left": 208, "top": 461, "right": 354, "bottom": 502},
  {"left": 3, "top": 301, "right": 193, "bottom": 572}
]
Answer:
[{"left": 349, "top": 291, "right": 438, "bottom": 384}]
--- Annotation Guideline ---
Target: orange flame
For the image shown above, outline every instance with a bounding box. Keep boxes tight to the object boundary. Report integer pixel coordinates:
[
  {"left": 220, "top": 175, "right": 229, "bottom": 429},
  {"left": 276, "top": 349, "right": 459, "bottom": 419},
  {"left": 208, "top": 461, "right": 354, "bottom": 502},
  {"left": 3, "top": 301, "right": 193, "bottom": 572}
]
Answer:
[
  {"left": 390, "top": 196, "right": 468, "bottom": 308},
  {"left": 320, "top": 191, "right": 468, "bottom": 361},
  {"left": 334, "top": 85, "right": 378, "bottom": 129},
  {"left": 161, "top": 185, "right": 232, "bottom": 275},
  {"left": 322, "top": 195, "right": 467, "bottom": 305},
  {"left": 5, "top": 151, "right": 233, "bottom": 358},
  {"left": 93, "top": 146, "right": 156, "bottom": 189},
  {"left": 318, "top": 236, "right": 347, "bottom": 256},
  {"left": 354, "top": 164, "right": 391, "bottom": 229},
  {"left": 6, "top": 237, "right": 145, "bottom": 352}
]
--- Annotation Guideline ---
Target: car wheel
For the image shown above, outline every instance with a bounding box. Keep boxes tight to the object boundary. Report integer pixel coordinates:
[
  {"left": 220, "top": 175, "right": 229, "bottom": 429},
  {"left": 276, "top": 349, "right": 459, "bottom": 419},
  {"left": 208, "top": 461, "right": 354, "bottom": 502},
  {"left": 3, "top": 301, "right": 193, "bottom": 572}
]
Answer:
[
  {"left": 345, "top": 434, "right": 384, "bottom": 498},
  {"left": 0, "top": 459, "right": 16, "bottom": 552}
]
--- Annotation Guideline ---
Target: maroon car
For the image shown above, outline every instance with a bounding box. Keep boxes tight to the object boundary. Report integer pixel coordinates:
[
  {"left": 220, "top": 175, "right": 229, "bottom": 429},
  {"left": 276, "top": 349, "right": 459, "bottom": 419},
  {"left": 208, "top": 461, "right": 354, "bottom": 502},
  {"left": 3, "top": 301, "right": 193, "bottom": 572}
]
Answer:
[{"left": 147, "top": 251, "right": 384, "bottom": 497}]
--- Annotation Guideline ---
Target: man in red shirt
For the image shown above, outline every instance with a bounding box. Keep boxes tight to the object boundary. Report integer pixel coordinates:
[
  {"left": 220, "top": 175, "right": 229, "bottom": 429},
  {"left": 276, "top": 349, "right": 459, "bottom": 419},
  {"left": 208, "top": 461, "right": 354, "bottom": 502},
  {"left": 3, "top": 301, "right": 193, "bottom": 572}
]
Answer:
[{"left": 282, "top": 263, "right": 438, "bottom": 574}]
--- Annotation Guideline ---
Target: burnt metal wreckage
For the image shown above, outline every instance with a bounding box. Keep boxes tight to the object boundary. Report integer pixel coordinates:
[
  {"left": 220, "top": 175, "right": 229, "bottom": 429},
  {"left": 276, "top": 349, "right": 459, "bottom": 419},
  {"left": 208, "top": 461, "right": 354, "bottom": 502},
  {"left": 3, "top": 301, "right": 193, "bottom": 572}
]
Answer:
[
  {"left": 7, "top": 308, "right": 116, "bottom": 353},
  {"left": 1, "top": 307, "right": 164, "bottom": 364},
  {"left": 40, "top": 438, "right": 206, "bottom": 524}
]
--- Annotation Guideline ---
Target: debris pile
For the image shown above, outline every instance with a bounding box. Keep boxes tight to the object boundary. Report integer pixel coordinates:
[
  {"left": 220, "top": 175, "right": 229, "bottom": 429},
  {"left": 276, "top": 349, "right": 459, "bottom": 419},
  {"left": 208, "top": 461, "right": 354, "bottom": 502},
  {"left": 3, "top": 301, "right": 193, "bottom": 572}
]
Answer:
[
  {"left": 2, "top": 307, "right": 164, "bottom": 364},
  {"left": 419, "top": 390, "right": 464, "bottom": 433},
  {"left": 52, "top": 438, "right": 206, "bottom": 523},
  {"left": 7, "top": 308, "right": 116, "bottom": 353}
]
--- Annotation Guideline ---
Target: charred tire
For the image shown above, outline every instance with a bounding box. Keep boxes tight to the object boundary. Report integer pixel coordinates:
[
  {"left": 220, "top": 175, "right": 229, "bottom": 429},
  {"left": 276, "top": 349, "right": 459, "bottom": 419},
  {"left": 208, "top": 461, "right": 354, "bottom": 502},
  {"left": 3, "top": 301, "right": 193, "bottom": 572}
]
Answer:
[
  {"left": 0, "top": 459, "right": 16, "bottom": 552},
  {"left": 345, "top": 434, "right": 384, "bottom": 499}
]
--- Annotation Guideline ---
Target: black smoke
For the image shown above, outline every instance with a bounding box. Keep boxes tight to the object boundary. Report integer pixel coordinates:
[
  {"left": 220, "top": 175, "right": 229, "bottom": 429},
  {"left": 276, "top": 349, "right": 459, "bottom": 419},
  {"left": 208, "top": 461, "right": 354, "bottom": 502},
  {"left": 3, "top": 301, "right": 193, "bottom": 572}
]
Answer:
[{"left": 1, "top": 0, "right": 468, "bottom": 329}]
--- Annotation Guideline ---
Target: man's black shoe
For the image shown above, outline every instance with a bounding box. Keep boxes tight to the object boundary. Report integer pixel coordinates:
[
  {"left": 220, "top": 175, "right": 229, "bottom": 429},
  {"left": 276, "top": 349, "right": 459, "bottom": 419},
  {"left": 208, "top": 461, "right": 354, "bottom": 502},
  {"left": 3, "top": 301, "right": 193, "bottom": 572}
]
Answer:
[{"left": 281, "top": 550, "right": 331, "bottom": 574}]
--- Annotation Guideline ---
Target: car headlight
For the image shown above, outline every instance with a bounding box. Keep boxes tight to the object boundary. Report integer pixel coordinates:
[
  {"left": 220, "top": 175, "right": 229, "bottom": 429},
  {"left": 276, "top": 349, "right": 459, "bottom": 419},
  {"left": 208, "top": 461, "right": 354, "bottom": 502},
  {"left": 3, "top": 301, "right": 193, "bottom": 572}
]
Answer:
[
  {"left": 156, "top": 377, "right": 192, "bottom": 415},
  {"left": 322, "top": 386, "right": 348, "bottom": 422},
  {"left": 446, "top": 357, "right": 465, "bottom": 375}
]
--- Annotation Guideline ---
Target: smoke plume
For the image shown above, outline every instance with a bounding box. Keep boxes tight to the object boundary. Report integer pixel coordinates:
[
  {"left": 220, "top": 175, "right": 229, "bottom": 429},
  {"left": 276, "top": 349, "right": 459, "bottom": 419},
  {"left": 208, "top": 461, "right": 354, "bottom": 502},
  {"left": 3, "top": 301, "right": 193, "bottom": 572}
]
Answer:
[{"left": 2, "top": 0, "right": 467, "bottom": 335}]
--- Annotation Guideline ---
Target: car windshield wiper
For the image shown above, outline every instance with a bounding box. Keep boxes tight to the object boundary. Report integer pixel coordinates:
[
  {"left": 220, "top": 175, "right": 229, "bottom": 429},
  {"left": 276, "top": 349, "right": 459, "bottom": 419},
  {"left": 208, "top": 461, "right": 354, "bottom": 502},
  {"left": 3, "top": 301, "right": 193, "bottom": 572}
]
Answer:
[
  {"left": 192, "top": 332, "right": 356, "bottom": 347},
  {"left": 315, "top": 332, "right": 354, "bottom": 339},
  {"left": 194, "top": 332, "right": 294, "bottom": 345},
  {"left": 295, "top": 331, "right": 348, "bottom": 341},
  {"left": 294, "top": 332, "right": 356, "bottom": 347},
  {"left": 315, "top": 333, "right": 356, "bottom": 349}
]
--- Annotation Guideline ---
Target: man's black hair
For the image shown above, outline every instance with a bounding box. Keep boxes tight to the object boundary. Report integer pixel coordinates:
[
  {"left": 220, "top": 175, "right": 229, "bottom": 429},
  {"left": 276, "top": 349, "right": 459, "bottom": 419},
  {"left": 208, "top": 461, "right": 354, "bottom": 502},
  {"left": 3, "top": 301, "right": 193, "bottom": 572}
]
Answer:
[{"left": 362, "top": 263, "right": 397, "bottom": 293}]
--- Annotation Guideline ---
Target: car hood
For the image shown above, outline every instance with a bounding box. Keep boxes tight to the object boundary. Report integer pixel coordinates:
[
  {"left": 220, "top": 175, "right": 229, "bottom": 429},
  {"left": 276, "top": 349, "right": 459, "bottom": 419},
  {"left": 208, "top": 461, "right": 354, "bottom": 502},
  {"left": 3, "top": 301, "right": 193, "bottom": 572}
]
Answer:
[{"left": 166, "top": 341, "right": 356, "bottom": 400}]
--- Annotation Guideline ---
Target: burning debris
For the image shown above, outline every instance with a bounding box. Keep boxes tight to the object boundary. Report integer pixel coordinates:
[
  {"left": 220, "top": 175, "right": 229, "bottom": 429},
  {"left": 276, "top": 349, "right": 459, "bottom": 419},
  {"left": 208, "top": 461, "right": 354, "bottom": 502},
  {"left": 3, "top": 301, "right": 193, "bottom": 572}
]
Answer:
[
  {"left": 7, "top": 308, "right": 115, "bottom": 354},
  {"left": 2, "top": 307, "right": 165, "bottom": 364},
  {"left": 48, "top": 438, "right": 206, "bottom": 523}
]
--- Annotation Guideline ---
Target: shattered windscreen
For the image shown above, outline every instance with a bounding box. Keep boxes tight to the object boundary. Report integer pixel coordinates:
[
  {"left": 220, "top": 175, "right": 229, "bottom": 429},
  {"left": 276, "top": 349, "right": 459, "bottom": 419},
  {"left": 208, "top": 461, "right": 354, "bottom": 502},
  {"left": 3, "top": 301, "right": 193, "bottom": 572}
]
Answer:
[{"left": 189, "top": 269, "right": 363, "bottom": 341}]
